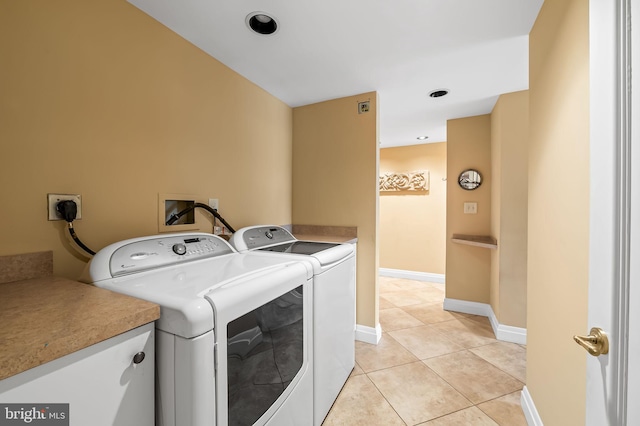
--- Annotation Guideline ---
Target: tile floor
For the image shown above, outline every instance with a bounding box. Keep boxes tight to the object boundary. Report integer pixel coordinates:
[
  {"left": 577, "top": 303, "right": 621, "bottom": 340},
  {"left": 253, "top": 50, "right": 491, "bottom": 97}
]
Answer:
[{"left": 323, "top": 276, "right": 527, "bottom": 426}]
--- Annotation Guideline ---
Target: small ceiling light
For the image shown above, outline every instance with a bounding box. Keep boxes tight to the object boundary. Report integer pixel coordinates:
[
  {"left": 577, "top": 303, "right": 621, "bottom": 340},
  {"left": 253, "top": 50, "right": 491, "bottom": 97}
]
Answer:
[
  {"left": 246, "top": 12, "right": 278, "bottom": 35},
  {"left": 429, "top": 89, "right": 449, "bottom": 98},
  {"left": 417, "top": 136, "right": 429, "bottom": 140}
]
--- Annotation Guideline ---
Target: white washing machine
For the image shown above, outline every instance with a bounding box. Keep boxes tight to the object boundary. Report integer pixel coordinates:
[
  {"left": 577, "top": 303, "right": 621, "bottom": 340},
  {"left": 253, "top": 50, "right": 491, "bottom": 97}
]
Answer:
[
  {"left": 229, "top": 225, "right": 356, "bottom": 426},
  {"left": 81, "top": 233, "right": 313, "bottom": 426}
]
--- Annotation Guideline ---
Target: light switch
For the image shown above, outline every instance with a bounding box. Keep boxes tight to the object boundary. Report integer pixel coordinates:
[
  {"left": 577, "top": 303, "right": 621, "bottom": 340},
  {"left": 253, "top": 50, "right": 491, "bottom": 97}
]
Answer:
[{"left": 464, "top": 202, "right": 478, "bottom": 214}]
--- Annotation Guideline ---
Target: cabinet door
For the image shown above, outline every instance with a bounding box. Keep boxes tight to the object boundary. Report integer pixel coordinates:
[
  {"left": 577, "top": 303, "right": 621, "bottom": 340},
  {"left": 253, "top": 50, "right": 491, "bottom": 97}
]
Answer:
[{"left": 0, "top": 323, "right": 155, "bottom": 426}]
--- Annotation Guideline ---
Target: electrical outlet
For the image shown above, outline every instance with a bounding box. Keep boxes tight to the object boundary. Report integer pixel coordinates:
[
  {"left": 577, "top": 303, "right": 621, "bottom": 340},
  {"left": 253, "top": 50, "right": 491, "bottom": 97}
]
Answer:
[
  {"left": 208, "top": 198, "right": 219, "bottom": 211},
  {"left": 463, "top": 202, "right": 477, "bottom": 214},
  {"left": 48, "top": 194, "right": 82, "bottom": 221}
]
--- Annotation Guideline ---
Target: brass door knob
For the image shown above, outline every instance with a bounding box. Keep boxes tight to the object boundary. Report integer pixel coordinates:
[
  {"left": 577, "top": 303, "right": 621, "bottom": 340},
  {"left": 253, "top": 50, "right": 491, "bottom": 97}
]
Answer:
[{"left": 573, "top": 327, "right": 609, "bottom": 356}]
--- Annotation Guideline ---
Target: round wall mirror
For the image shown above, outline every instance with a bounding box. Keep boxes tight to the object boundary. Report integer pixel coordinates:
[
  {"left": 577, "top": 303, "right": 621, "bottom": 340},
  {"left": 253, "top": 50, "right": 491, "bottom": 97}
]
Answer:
[{"left": 458, "top": 169, "right": 482, "bottom": 190}]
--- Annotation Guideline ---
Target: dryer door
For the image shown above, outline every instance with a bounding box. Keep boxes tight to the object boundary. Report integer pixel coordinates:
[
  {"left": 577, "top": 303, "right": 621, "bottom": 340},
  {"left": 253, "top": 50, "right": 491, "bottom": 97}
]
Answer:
[{"left": 205, "top": 262, "right": 313, "bottom": 426}]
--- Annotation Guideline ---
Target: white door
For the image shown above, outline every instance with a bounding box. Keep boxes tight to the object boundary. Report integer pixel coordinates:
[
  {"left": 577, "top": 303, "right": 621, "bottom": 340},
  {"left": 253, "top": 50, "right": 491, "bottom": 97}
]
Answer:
[{"left": 585, "top": 0, "right": 638, "bottom": 424}]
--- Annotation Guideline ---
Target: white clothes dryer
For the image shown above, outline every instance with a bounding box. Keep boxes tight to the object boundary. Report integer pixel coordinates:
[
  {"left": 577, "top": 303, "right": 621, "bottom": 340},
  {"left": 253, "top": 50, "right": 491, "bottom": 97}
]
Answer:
[
  {"left": 229, "top": 225, "right": 356, "bottom": 426},
  {"left": 81, "top": 233, "right": 313, "bottom": 426}
]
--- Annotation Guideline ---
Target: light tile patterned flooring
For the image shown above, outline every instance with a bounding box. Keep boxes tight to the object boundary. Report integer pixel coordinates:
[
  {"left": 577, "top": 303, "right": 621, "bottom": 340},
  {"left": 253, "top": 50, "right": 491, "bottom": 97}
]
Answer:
[{"left": 323, "top": 276, "right": 527, "bottom": 426}]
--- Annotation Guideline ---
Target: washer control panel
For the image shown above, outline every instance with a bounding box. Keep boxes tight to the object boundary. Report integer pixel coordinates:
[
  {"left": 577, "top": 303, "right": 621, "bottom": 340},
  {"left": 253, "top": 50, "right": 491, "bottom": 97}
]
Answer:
[
  {"left": 109, "top": 234, "right": 233, "bottom": 277},
  {"left": 231, "top": 226, "right": 295, "bottom": 251}
]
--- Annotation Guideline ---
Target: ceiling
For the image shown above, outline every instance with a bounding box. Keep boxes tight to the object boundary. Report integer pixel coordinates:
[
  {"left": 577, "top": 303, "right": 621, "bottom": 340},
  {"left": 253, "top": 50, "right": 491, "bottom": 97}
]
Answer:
[{"left": 127, "top": 0, "right": 543, "bottom": 148}]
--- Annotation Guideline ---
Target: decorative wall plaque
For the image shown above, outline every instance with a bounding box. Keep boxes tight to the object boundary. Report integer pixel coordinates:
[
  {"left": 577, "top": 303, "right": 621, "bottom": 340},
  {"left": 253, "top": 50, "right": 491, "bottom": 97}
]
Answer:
[{"left": 379, "top": 171, "right": 429, "bottom": 192}]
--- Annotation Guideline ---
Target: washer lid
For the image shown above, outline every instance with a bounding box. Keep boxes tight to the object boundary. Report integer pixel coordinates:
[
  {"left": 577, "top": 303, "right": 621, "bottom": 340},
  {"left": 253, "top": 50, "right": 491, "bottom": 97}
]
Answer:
[
  {"left": 229, "top": 225, "right": 354, "bottom": 266},
  {"left": 257, "top": 241, "right": 354, "bottom": 267},
  {"left": 257, "top": 241, "right": 340, "bottom": 255}
]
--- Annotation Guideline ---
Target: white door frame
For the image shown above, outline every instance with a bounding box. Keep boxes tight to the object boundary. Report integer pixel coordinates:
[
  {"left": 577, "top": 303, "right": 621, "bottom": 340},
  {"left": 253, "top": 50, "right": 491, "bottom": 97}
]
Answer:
[
  {"left": 586, "top": 0, "right": 633, "bottom": 424},
  {"left": 627, "top": 0, "right": 639, "bottom": 423}
]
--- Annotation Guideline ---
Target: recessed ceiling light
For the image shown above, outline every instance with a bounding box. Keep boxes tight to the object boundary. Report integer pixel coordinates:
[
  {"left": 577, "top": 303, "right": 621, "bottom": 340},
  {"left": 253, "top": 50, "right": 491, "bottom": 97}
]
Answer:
[
  {"left": 429, "top": 89, "right": 449, "bottom": 98},
  {"left": 246, "top": 12, "right": 279, "bottom": 35},
  {"left": 417, "top": 136, "right": 429, "bottom": 140}
]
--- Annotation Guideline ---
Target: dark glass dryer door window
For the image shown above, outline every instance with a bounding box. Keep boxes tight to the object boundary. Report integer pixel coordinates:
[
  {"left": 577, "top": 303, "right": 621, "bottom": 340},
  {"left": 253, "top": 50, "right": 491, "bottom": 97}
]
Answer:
[{"left": 226, "top": 286, "right": 304, "bottom": 426}]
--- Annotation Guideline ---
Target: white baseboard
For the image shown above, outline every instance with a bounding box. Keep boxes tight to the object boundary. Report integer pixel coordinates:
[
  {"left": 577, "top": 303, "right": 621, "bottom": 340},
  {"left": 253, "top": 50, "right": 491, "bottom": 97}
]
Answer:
[
  {"left": 379, "top": 268, "right": 445, "bottom": 284},
  {"left": 443, "top": 298, "right": 527, "bottom": 345},
  {"left": 355, "top": 323, "right": 382, "bottom": 344},
  {"left": 493, "top": 320, "right": 528, "bottom": 345},
  {"left": 521, "top": 386, "right": 543, "bottom": 426},
  {"left": 443, "top": 298, "right": 490, "bottom": 316}
]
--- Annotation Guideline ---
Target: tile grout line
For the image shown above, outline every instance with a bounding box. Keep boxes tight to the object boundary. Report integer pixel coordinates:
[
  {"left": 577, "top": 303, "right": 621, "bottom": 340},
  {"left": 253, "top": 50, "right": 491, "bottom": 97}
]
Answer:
[
  {"left": 361, "top": 372, "right": 409, "bottom": 426},
  {"left": 398, "top": 316, "right": 526, "bottom": 408},
  {"left": 351, "top": 277, "right": 528, "bottom": 425}
]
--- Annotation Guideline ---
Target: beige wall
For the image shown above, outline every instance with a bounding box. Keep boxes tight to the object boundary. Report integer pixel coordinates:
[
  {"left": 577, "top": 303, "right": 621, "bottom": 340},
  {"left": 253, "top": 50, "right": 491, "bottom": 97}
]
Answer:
[
  {"left": 0, "top": 1, "right": 293, "bottom": 278},
  {"left": 490, "top": 91, "right": 529, "bottom": 328},
  {"left": 379, "top": 143, "right": 446, "bottom": 274},
  {"left": 292, "top": 93, "right": 379, "bottom": 328},
  {"left": 445, "top": 115, "right": 492, "bottom": 303},
  {"left": 527, "top": 0, "right": 590, "bottom": 423}
]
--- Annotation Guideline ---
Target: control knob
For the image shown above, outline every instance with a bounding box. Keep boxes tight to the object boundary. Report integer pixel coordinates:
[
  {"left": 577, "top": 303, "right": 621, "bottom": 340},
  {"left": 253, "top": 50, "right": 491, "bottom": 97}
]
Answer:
[{"left": 172, "top": 243, "right": 187, "bottom": 255}]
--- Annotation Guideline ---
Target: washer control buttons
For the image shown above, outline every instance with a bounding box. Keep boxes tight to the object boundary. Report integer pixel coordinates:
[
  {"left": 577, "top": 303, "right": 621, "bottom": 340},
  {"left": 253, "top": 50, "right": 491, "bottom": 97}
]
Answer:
[{"left": 172, "top": 243, "right": 187, "bottom": 255}]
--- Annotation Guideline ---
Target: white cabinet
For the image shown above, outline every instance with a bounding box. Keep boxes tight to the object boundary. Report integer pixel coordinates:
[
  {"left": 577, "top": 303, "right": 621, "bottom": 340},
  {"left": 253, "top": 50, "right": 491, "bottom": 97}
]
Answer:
[{"left": 0, "top": 323, "right": 154, "bottom": 426}]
